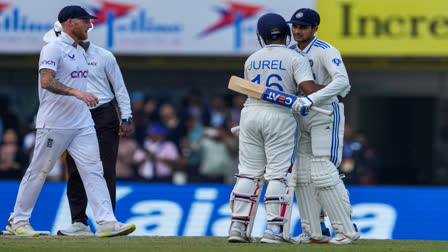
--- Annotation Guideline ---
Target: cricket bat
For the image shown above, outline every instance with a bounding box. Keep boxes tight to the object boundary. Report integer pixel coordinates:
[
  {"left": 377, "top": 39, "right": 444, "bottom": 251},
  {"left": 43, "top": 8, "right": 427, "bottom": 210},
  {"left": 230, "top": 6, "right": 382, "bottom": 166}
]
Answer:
[{"left": 228, "top": 76, "right": 333, "bottom": 116}]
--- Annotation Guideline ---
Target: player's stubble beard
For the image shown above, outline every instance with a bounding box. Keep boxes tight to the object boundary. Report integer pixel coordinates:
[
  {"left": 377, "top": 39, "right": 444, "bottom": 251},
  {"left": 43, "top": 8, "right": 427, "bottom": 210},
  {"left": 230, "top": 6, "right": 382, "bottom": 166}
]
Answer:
[
  {"left": 294, "top": 28, "right": 313, "bottom": 47},
  {"left": 73, "top": 27, "right": 88, "bottom": 41}
]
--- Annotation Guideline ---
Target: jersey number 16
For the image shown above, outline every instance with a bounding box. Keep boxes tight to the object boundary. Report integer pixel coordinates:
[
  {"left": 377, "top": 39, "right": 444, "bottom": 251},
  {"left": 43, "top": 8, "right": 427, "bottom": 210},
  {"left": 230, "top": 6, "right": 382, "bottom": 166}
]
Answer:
[{"left": 251, "top": 74, "right": 283, "bottom": 91}]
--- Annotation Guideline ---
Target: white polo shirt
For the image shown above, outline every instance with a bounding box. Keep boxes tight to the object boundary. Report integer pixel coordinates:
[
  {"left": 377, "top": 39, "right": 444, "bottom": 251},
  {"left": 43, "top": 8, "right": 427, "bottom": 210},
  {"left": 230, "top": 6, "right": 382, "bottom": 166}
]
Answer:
[
  {"left": 244, "top": 44, "right": 314, "bottom": 108},
  {"left": 84, "top": 42, "right": 132, "bottom": 119},
  {"left": 36, "top": 33, "right": 94, "bottom": 129},
  {"left": 290, "top": 37, "right": 351, "bottom": 105}
]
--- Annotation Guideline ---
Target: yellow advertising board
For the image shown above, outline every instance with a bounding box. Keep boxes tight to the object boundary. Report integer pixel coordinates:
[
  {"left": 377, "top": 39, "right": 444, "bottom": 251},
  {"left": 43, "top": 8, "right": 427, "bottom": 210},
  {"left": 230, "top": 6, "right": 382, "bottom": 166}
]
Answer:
[{"left": 317, "top": 0, "right": 448, "bottom": 56}]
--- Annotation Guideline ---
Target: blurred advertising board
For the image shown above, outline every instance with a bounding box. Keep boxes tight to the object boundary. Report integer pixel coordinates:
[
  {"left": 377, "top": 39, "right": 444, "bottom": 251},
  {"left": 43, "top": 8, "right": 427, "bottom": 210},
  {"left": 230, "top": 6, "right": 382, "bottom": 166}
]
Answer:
[
  {"left": 0, "top": 0, "right": 314, "bottom": 55},
  {"left": 0, "top": 181, "right": 446, "bottom": 240},
  {"left": 317, "top": 0, "right": 448, "bottom": 56}
]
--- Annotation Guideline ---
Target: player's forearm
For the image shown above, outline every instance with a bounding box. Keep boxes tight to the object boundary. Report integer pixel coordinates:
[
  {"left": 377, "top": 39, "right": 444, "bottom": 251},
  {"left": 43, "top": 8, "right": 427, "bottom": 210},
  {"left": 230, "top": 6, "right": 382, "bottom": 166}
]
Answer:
[
  {"left": 42, "top": 77, "right": 75, "bottom": 96},
  {"left": 108, "top": 67, "right": 133, "bottom": 118},
  {"left": 40, "top": 68, "right": 76, "bottom": 96},
  {"left": 114, "top": 88, "right": 132, "bottom": 119},
  {"left": 299, "top": 80, "right": 325, "bottom": 96},
  {"left": 308, "top": 76, "right": 350, "bottom": 104}
]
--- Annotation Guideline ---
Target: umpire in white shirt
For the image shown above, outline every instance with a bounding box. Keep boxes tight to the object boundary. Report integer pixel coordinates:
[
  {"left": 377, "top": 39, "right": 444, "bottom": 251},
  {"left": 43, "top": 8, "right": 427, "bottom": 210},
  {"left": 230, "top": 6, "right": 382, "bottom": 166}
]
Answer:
[{"left": 42, "top": 16, "right": 132, "bottom": 236}]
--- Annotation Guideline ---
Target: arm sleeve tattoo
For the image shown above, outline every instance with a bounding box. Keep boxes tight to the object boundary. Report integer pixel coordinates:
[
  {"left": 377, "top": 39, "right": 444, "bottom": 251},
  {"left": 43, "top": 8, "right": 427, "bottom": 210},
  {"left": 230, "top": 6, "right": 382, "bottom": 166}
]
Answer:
[{"left": 40, "top": 69, "right": 73, "bottom": 96}]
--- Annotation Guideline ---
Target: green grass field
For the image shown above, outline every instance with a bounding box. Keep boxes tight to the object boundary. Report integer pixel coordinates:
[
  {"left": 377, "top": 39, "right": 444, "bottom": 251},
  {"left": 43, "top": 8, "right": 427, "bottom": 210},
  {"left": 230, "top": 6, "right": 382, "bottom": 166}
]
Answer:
[{"left": 0, "top": 236, "right": 447, "bottom": 252}]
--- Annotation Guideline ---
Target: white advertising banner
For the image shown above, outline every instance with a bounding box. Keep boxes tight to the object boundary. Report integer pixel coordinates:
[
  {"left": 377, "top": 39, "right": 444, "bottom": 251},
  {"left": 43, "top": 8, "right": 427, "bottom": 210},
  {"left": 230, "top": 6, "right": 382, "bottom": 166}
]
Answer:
[{"left": 0, "top": 0, "right": 314, "bottom": 55}]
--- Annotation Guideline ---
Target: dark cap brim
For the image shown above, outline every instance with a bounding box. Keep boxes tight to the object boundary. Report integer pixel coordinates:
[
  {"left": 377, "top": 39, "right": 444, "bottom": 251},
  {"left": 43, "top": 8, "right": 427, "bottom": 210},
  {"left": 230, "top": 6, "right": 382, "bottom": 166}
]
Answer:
[
  {"left": 79, "top": 14, "right": 98, "bottom": 19},
  {"left": 287, "top": 20, "right": 314, "bottom": 26},
  {"left": 60, "top": 15, "right": 98, "bottom": 23}
]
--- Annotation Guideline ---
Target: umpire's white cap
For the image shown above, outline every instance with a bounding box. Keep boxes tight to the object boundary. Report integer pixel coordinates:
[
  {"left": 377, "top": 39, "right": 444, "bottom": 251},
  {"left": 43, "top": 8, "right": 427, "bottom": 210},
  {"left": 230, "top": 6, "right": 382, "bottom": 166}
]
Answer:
[
  {"left": 42, "top": 21, "right": 94, "bottom": 43},
  {"left": 43, "top": 21, "right": 62, "bottom": 43}
]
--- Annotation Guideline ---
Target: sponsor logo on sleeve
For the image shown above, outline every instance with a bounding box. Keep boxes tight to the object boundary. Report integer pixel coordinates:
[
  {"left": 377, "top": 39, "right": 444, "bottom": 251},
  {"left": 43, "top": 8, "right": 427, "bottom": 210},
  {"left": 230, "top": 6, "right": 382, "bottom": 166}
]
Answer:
[{"left": 40, "top": 60, "right": 56, "bottom": 66}]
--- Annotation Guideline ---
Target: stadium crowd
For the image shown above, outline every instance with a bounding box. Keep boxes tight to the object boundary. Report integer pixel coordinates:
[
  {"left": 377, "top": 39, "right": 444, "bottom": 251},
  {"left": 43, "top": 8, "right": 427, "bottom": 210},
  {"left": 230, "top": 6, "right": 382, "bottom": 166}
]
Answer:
[{"left": 0, "top": 92, "right": 378, "bottom": 185}]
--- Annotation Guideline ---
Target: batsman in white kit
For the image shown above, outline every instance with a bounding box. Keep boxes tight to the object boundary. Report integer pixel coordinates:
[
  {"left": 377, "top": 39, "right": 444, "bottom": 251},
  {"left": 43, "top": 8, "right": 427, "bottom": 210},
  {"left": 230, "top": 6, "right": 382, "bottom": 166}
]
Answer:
[
  {"left": 287, "top": 8, "right": 360, "bottom": 244},
  {"left": 227, "top": 13, "right": 322, "bottom": 244},
  {"left": 5, "top": 5, "right": 135, "bottom": 237}
]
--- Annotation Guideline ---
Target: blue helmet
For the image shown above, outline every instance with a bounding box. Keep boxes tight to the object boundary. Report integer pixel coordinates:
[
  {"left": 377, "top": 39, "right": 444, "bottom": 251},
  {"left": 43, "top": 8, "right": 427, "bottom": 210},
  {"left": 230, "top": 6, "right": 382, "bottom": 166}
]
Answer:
[
  {"left": 257, "top": 13, "right": 289, "bottom": 40},
  {"left": 288, "top": 8, "right": 320, "bottom": 26}
]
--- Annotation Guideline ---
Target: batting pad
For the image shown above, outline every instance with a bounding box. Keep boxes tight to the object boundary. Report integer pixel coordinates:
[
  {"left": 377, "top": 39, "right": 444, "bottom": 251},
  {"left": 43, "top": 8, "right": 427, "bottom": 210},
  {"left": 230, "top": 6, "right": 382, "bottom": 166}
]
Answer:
[
  {"left": 229, "top": 175, "right": 264, "bottom": 239},
  {"left": 294, "top": 153, "right": 313, "bottom": 184},
  {"left": 311, "top": 159, "right": 356, "bottom": 236},
  {"left": 311, "top": 158, "right": 341, "bottom": 188},
  {"left": 229, "top": 176, "right": 263, "bottom": 223},
  {"left": 295, "top": 183, "right": 323, "bottom": 240},
  {"left": 264, "top": 178, "right": 293, "bottom": 238}
]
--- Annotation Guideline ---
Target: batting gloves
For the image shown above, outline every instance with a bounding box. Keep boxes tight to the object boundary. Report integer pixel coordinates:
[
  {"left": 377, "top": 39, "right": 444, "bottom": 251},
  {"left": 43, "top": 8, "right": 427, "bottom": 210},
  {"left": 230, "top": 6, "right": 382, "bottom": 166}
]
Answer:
[{"left": 292, "top": 96, "right": 313, "bottom": 116}]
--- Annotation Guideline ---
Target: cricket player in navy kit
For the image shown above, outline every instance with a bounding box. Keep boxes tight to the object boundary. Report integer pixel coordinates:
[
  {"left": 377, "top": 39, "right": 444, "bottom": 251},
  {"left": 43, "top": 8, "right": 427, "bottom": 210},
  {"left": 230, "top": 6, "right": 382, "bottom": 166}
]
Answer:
[
  {"left": 42, "top": 20, "right": 133, "bottom": 236},
  {"left": 227, "top": 13, "right": 322, "bottom": 244},
  {"left": 6, "top": 6, "right": 135, "bottom": 237},
  {"left": 287, "top": 8, "right": 360, "bottom": 244}
]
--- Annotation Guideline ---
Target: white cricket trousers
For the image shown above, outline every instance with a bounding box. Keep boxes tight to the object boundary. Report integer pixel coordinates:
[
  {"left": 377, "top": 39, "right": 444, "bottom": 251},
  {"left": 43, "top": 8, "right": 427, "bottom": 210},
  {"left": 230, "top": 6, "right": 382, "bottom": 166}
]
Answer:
[
  {"left": 13, "top": 126, "right": 117, "bottom": 225},
  {"left": 238, "top": 105, "right": 298, "bottom": 180}
]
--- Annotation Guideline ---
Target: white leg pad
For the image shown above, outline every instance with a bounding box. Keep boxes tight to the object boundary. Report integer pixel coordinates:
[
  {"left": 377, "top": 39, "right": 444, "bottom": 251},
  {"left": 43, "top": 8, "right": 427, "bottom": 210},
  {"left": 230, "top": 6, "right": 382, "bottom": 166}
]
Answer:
[
  {"left": 311, "top": 158, "right": 356, "bottom": 237},
  {"left": 295, "top": 184, "right": 322, "bottom": 240},
  {"left": 229, "top": 175, "right": 264, "bottom": 238},
  {"left": 264, "top": 178, "right": 293, "bottom": 239},
  {"left": 294, "top": 153, "right": 322, "bottom": 240}
]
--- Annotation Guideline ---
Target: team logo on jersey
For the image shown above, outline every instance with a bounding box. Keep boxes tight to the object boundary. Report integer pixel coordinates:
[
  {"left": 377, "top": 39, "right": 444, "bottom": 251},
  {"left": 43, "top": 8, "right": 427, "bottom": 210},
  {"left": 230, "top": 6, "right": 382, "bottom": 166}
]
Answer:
[
  {"left": 68, "top": 54, "right": 75, "bottom": 60},
  {"left": 332, "top": 58, "right": 342, "bottom": 66},
  {"left": 295, "top": 12, "right": 303, "bottom": 18},
  {"left": 47, "top": 138, "right": 53, "bottom": 148},
  {"left": 309, "top": 59, "right": 313, "bottom": 67}
]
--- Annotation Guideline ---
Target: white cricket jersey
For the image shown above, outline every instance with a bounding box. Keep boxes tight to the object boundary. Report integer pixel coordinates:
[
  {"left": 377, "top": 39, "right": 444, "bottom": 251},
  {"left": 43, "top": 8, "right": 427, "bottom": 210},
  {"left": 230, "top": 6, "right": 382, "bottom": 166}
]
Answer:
[
  {"left": 36, "top": 33, "right": 94, "bottom": 129},
  {"left": 244, "top": 44, "right": 314, "bottom": 109},
  {"left": 290, "top": 37, "right": 351, "bottom": 105},
  {"left": 85, "top": 42, "right": 132, "bottom": 119}
]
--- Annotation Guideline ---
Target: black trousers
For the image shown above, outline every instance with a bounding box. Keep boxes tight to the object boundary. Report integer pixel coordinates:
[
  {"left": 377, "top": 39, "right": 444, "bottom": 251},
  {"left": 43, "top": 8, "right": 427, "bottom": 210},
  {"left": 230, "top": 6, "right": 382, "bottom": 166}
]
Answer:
[{"left": 66, "top": 102, "right": 120, "bottom": 224}]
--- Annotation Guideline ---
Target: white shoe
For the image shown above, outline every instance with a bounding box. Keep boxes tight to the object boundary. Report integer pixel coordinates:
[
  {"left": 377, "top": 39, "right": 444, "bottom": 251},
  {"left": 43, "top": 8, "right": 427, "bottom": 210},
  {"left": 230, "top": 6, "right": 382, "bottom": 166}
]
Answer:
[
  {"left": 293, "top": 232, "right": 331, "bottom": 244},
  {"left": 57, "top": 222, "right": 93, "bottom": 236},
  {"left": 228, "top": 227, "right": 255, "bottom": 243},
  {"left": 329, "top": 232, "right": 360, "bottom": 244},
  {"left": 95, "top": 221, "right": 136, "bottom": 237},
  {"left": 260, "top": 228, "right": 294, "bottom": 244},
  {"left": 5, "top": 223, "right": 13, "bottom": 234},
  {"left": 14, "top": 221, "right": 40, "bottom": 237},
  {"left": 5, "top": 213, "right": 13, "bottom": 234}
]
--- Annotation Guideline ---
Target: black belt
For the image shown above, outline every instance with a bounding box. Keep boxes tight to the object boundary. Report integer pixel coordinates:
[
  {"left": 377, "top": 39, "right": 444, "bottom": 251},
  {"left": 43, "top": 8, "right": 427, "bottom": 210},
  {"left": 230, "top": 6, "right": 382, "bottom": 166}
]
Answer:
[{"left": 90, "top": 101, "right": 114, "bottom": 113}]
